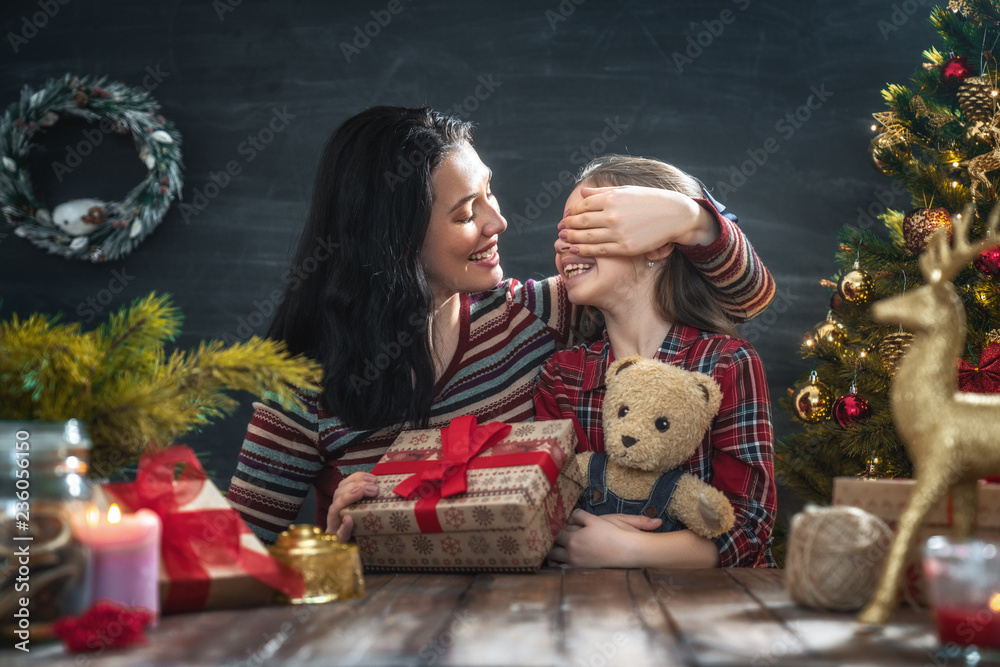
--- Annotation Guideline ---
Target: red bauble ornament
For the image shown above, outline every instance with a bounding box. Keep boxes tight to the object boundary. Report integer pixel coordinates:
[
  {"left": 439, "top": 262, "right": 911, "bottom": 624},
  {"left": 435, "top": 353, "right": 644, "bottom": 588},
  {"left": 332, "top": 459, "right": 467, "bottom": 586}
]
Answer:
[
  {"left": 941, "top": 55, "right": 974, "bottom": 85},
  {"left": 902, "top": 208, "right": 953, "bottom": 255},
  {"left": 974, "top": 244, "right": 1000, "bottom": 277},
  {"left": 958, "top": 342, "right": 1000, "bottom": 393},
  {"left": 833, "top": 391, "right": 872, "bottom": 428}
]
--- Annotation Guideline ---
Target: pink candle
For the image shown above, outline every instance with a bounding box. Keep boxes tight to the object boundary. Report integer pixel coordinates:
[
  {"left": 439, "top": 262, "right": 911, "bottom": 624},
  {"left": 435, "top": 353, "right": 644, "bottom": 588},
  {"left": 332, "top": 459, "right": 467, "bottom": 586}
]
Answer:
[{"left": 75, "top": 504, "right": 161, "bottom": 621}]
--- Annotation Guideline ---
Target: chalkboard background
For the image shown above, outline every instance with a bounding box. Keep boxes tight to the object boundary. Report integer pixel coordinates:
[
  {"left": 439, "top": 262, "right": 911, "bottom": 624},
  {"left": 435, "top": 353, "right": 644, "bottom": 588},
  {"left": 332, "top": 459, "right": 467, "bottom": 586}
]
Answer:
[{"left": 0, "top": 0, "right": 938, "bottom": 526}]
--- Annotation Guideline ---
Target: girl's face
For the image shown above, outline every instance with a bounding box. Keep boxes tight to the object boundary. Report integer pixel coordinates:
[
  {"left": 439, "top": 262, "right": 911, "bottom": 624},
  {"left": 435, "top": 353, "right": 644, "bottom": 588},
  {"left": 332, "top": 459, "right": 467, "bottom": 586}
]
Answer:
[
  {"left": 421, "top": 142, "right": 507, "bottom": 304},
  {"left": 554, "top": 185, "right": 647, "bottom": 311}
]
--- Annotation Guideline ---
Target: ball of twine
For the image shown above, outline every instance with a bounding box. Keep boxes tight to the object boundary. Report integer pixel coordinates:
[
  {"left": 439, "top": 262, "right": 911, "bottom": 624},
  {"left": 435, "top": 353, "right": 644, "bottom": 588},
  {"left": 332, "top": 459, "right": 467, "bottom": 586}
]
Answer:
[{"left": 785, "top": 504, "right": 894, "bottom": 611}]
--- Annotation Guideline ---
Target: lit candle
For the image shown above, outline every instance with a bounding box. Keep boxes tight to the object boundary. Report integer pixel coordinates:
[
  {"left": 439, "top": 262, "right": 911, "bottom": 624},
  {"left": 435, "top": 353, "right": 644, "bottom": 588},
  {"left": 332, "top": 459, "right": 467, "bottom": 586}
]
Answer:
[{"left": 74, "top": 504, "right": 161, "bottom": 621}]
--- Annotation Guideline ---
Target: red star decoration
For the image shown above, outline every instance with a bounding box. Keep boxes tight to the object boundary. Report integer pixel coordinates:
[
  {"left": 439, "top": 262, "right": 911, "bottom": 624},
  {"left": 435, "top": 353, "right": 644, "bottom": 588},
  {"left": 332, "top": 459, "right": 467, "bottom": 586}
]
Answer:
[{"left": 958, "top": 342, "right": 1000, "bottom": 393}]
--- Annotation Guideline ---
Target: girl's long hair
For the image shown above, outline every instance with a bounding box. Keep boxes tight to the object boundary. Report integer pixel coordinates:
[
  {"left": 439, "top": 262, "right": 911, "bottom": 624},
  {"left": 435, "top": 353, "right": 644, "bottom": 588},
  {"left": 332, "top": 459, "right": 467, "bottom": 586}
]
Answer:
[
  {"left": 575, "top": 155, "right": 738, "bottom": 339},
  {"left": 268, "top": 106, "right": 473, "bottom": 430}
]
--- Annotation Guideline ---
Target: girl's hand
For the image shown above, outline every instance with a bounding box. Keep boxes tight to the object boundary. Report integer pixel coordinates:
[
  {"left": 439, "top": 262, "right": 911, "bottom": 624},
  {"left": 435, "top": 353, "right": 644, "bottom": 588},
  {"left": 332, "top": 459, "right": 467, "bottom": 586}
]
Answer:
[
  {"left": 559, "top": 186, "right": 720, "bottom": 257},
  {"left": 547, "top": 509, "right": 661, "bottom": 568},
  {"left": 325, "top": 471, "right": 379, "bottom": 542}
]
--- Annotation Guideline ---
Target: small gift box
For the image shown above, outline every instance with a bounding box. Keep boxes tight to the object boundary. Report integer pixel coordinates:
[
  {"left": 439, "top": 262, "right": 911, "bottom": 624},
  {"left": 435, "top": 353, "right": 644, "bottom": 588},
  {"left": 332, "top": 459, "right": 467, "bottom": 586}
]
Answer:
[
  {"left": 833, "top": 476, "right": 1000, "bottom": 606},
  {"left": 343, "top": 417, "right": 583, "bottom": 572},
  {"left": 94, "top": 446, "right": 304, "bottom": 614}
]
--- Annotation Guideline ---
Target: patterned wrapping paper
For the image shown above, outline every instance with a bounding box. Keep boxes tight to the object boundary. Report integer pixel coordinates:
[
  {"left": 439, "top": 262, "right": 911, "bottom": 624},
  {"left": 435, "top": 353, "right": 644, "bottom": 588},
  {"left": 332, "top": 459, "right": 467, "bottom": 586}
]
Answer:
[
  {"left": 344, "top": 420, "right": 584, "bottom": 573},
  {"left": 833, "top": 477, "right": 1000, "bottom": 606}
]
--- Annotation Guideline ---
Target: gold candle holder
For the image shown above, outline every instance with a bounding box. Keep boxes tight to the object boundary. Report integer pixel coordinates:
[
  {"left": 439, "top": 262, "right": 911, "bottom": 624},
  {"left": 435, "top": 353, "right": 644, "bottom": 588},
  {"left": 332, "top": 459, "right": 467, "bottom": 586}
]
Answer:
[{"left": 268, "top": 525, "right": 364, "bottom": 604}]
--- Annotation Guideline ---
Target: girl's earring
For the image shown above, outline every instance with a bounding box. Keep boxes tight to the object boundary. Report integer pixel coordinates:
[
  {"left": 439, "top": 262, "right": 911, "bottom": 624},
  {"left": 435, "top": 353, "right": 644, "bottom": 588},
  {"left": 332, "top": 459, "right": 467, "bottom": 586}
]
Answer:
[{"left": 647, "top": 261, "right": 655, "bottom": 267}]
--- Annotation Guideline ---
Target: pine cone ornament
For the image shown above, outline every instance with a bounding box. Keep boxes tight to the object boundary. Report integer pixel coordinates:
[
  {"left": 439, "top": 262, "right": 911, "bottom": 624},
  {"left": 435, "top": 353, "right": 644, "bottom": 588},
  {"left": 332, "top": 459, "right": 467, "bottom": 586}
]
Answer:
[
  {"left": 878, "top": 332, "right": 914, "bottom": 378},
  {"left": 902, "top": 208, "right": 952, "bottom": 255},
  {"left": 957, "top": 76, "right": 998, "bottom": 124}
]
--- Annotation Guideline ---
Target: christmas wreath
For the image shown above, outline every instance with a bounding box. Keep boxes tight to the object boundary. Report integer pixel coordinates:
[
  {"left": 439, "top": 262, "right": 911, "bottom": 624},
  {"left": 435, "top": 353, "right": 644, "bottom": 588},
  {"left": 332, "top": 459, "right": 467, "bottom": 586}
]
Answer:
[{"left": 0, "top": 74, "right": 183, "bottom": 262}]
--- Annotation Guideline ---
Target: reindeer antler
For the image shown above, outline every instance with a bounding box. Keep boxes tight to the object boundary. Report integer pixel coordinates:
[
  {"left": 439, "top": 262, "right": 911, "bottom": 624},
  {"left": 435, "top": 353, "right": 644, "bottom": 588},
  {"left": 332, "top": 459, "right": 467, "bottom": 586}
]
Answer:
[{"left": 919, "top": 203, "right": 1000, "bottom": 284}]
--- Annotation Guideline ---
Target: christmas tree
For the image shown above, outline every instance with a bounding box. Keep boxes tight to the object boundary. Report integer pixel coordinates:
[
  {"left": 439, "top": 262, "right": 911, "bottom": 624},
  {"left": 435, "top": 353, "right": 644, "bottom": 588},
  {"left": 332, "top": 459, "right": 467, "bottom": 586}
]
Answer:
[{"left": 776, "top": 0, "right": 1000, "bottom": 504}]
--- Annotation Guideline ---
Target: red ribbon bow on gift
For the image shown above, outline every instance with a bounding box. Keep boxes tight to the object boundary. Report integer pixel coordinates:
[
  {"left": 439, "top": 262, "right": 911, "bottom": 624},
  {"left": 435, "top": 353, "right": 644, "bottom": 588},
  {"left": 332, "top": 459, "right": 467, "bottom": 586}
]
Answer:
[
  {"left": 392, "top": 416, "right": 512, "bottom": 500},
  {"left": 105, "top": 445, "right": 304, "bottom": 613}
]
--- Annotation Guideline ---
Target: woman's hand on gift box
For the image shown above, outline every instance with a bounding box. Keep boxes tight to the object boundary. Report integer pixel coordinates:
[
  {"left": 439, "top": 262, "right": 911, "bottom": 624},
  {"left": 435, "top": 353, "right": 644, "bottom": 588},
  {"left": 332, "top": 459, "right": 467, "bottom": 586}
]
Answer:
[
  {"left": 547, "top": 509, "right": 662, "bottom": 568},
  {"left": 326, "top": 472, "right": 379, "bottom": 542}
]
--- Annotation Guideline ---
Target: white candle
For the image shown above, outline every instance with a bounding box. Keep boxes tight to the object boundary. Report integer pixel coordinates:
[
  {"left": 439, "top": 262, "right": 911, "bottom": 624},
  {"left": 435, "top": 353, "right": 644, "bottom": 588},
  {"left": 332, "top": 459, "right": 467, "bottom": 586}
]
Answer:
[{"left": 74, "top": 504, "right": 161, "bottom": 621}]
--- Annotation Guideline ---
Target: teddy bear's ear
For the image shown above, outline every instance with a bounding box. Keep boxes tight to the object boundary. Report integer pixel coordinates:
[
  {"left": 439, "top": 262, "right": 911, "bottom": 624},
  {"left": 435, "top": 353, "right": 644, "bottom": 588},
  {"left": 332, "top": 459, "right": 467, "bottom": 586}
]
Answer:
[
  {"left": 608, "top": 354, "right": 644, "bottom": 378},
  {"left": 692, "top": 373, "right": 723, "bottom": 416}
]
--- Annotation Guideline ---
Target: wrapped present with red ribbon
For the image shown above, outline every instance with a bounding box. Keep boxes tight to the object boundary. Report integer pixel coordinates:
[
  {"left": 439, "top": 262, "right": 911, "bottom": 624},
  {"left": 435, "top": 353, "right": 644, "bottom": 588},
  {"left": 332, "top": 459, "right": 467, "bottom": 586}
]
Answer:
[
  {"left": 833, "top": 476, "right": 1000, "bottom": 606},
  {"left": 343, "top": 417, "right": 583, "bottom": 572},
  {"left": 95, "top": 445, "right": 304, "bottom": 614}
]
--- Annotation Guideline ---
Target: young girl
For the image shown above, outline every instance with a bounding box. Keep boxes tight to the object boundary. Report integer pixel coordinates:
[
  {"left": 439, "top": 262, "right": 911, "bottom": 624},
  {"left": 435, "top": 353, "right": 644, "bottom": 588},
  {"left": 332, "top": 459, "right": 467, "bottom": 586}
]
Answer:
[
  {"left": 535, "top": 155, "right": 775, "bottom": 569},
  {"left": 226, "top": 107, "right": 776, "bottom": 546}
]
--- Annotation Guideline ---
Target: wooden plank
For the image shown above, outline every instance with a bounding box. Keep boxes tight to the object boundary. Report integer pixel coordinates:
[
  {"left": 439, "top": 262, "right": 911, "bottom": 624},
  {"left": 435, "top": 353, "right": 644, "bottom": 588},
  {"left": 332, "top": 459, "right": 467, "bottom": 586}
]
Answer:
[
  {"left": 728, "top": 568, "right": 940, "bottom": 666},
  {"left": 272, "top": 572, "right": 476, "bottom": 666},
  {"left": 647, "top": 568, "right": 813, "bottom": 666},
  {"left": 560, "top": 568, "right": 688, "bottom": 667},
  {"left": 5, "top": 574, "right": 397, "bottom": 667},
  {"left": 436, "top": 569, "right": 563, "bottom": 667}
]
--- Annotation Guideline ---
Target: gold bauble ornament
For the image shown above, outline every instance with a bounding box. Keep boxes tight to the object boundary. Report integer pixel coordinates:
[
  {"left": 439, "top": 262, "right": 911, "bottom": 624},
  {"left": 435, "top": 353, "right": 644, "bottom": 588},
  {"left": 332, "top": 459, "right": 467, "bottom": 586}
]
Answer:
[
  {"left": 902, "top": 208, "right": 952, "bottom": 255},
  {"left": 792, "top": 371, "right": 834, "bottom": 423},
  {"left": 837, "top": 264, "right": 874, "bottom": 304},
  {"left": 957, "top": 76, "right": 998, "bottom": 125},
  {"left": 877, "top": 331, "right": 914, "bottom": 378},
  {"left": 804, "top": 313, "right": 847, "bottom": 350}
]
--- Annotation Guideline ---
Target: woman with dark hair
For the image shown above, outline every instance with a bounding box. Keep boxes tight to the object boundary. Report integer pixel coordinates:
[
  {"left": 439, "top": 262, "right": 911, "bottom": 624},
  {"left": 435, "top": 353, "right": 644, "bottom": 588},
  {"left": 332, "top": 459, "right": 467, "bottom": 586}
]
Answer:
[
  {"left": 535, "top": 155, "right": 775, "bottom": 569},
  {"left": 227, "top": 106, "right": 775, "bottom": 545}
]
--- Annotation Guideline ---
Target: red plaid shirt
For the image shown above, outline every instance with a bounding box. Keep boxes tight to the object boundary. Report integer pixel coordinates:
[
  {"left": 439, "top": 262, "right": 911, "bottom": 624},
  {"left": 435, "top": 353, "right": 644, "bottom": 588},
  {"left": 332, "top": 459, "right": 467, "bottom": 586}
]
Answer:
[{"left": 534, "top": 324, "right": 776, "bottom": 567}]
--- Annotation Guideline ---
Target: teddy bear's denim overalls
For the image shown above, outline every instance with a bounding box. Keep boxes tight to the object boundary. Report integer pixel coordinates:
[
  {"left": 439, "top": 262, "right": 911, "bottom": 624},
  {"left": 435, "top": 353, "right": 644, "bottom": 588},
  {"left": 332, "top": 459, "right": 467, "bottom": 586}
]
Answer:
[{"left": 578, "top": 452, "right": 684, "bottom": 533}]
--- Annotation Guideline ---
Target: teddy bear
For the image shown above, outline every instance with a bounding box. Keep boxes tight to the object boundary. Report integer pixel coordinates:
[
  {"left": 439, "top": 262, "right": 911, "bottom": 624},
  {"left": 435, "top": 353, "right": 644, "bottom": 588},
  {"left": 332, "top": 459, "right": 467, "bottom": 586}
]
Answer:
[{"left": 575, "top": 355, "right": 736, "bottom": 539}]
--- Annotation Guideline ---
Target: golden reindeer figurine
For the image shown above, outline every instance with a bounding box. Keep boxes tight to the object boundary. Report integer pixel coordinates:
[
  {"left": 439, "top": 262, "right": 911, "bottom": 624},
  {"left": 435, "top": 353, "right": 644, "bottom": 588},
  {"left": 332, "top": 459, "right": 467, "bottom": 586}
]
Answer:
[{"left": 858, "top": 207, "right": 1000, "bottom": 625}]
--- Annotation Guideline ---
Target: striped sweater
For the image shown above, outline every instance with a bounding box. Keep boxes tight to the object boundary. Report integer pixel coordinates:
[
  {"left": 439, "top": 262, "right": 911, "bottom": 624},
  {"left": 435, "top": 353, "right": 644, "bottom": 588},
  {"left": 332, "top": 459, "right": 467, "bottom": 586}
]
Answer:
[{"left": 227, "top": 203, "right": 774, "bottom": 544}]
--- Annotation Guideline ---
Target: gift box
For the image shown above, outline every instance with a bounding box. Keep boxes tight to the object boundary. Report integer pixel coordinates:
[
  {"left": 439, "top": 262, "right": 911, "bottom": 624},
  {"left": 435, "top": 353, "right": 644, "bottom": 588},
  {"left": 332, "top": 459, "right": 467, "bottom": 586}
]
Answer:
[
  {"left": 832, "top": 476, "right": 1000, "bottom": 606},
  {"left": 94, "top": 446, "right": 303, "bottom": 614},
  {"left": 343, "top": 417, "right": 583, "bottom": 573}
]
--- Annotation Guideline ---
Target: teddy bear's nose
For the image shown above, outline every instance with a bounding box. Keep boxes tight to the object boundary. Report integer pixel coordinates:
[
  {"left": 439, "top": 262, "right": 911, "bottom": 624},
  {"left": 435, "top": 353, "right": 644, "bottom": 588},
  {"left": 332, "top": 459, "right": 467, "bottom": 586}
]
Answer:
[{"left": 621, "top": 435, "right": 638, "bottom": 448}]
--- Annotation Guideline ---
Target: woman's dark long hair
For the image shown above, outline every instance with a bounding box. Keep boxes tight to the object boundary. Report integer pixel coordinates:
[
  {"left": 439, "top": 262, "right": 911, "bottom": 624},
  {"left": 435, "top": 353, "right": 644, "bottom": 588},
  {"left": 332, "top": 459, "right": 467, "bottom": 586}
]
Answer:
[{"left": 268, "top": 106, "right": 474, "bottom": 430}]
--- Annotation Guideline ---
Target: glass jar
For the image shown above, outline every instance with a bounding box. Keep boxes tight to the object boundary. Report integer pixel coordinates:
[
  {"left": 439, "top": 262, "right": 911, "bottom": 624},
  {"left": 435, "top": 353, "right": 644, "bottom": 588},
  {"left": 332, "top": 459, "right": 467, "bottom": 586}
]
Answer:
[{"left": 0, "top": 420, "right": 93, "bottom": 645}]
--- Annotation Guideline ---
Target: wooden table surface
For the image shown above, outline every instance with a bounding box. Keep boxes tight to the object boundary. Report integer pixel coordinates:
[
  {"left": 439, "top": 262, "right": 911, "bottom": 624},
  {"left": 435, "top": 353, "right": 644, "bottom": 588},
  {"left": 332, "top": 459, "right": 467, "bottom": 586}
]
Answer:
[{"left": 8, "top": 568, "right": 955, "bottom": 666}]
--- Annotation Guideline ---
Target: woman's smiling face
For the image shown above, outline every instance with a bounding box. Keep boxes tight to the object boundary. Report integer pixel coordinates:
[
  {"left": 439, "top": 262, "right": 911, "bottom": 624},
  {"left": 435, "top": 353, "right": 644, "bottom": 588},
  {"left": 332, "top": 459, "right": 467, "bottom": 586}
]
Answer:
[{"left": 420, "top": 142, "right": 507, "bottom": 304}]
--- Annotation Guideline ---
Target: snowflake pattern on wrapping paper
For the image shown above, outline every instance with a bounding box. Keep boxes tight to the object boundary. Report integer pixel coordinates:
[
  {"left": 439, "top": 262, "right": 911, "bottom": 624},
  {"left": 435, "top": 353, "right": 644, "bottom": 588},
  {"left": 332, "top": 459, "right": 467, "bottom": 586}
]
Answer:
[
  {"left": 408, "top": 431, "right": 431, "bottom": 445},
  {"left": 361, "top": 514, "right": 384, "bottom": 534},
  {"left": 510, "top": 424, "right": 535, "bottom": 439},
  {"left": 389, "top": 511, "right": 409, "bottom": 533},
  {"left": 472, "top": 506, "right": 494, "bottom": 527},
  {"left": 412, "top": 535, "right": 434, "bottom": 555},
  {"left": 526, "top": 530, "right": 541, "bottom": 553},
  {"left": 496, "top": 535, "right": 519, "bottom": 555},
  {"left": 358, "top": 537, "right": 378, "bottom": 555},
  {"left": 540, "top": 422, "right": 564, "bottom": 436},
  {"left": 468, "top": 535, "right": 490, "bottom": 554},
  {"left": 500, "top": 505, "right": 524, "bottom": 524},
  {"left": 441, "top": 536, "right": 462, "bottom": 557},
  {"left": 443, "top": 507, "right": 465, "bottom": 529},
  {"left": 385, "top": 536, "right": 405, "bottom": 554}
]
